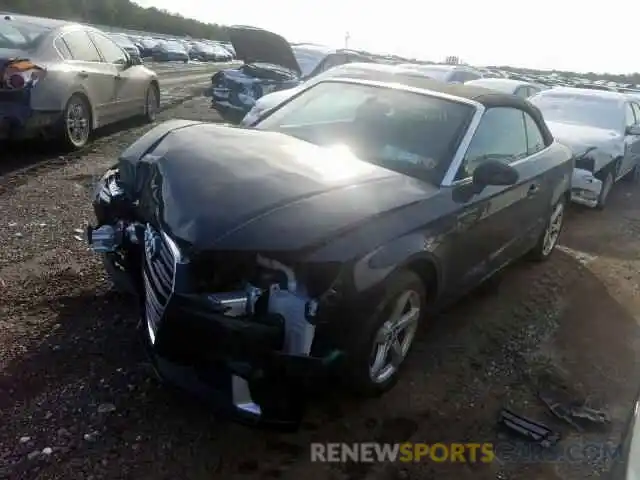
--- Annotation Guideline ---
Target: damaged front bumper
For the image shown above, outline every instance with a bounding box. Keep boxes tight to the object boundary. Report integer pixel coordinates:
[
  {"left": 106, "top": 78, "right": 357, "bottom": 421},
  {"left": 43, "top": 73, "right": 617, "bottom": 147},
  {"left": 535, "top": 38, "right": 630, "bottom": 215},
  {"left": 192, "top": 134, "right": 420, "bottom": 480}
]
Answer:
[
  {"left": 570, "top": 168, "right": 602, "bottom": 208},
  {"left": 87, "top": 181, "right": 342, "bottom": 428}
]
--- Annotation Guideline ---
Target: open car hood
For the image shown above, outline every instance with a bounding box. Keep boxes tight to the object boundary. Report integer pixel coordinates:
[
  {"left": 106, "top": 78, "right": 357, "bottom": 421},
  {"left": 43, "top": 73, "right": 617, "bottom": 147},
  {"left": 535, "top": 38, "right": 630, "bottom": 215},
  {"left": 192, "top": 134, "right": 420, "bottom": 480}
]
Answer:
[{"left": 229, "top": 26, "right": 301, "bottom": 76}]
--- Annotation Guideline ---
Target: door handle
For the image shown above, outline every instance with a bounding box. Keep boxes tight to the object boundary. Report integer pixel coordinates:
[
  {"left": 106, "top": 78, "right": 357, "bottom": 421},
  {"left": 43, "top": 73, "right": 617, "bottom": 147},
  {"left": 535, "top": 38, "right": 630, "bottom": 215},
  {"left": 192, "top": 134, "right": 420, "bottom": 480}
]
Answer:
[
  {"left": 527, "top": 183, "right": 540, "bottom": 196},
  {"left": 78, "top": 71, "right": 88, "bottom": 79}
]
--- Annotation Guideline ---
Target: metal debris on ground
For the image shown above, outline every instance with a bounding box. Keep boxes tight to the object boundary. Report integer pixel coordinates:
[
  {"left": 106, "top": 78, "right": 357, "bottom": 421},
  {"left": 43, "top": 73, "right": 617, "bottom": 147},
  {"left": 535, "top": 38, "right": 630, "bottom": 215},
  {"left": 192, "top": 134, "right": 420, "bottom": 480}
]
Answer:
[
  {"left": 497, "top": 408, "right": 561, "bottom": 447},
  {"left": 539, "top": 393, "right": 610, "bottom": 430}
]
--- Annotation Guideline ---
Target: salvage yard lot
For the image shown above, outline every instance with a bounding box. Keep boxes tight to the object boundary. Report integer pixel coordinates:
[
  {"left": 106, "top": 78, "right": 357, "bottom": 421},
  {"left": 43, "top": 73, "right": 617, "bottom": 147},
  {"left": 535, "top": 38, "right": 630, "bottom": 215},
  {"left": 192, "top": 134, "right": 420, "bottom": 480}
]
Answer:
[{"left": 1, "top": 96, "right": 640, "bottom": 480}]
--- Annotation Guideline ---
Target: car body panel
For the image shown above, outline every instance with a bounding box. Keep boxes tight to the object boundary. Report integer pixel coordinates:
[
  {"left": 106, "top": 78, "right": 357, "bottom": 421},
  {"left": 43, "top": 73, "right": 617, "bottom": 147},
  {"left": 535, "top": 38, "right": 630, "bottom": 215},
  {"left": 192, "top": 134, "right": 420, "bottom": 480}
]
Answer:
[
  {"left": 465, "top": 78, "right": 543, "bottom": 98},
  {"left": 228, "top": 26, "right": 300, "bottom": 75},
  {"left": 88, "top": 79, "right": 573, "bottom": 428}
]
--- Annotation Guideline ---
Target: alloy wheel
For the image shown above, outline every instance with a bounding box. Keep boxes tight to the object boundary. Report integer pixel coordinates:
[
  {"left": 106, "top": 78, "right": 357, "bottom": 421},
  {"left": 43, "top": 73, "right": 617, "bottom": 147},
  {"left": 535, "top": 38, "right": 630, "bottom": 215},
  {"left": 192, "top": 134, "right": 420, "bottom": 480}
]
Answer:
[
  {"left": 599, "top": 172, "right": 614, "bottom": 208},
  {"left": 369, "top": 289, "right": 421, "bottom": 384},
  {"left": 65, "top": 98, "right": 90, "bottom": 147},
  {"left": 146, "top": 87, "right": 158, "bottom": 121},
  {"left": 542, "top": 201, "right": 564, "bottom": 256}
]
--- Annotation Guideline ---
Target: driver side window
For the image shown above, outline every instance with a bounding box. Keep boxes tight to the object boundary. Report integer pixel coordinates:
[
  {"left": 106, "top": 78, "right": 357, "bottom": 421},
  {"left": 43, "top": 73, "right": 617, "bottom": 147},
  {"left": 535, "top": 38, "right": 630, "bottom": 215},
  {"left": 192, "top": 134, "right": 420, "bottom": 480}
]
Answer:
[{"left": 455, "top": 107, "right": 528, "bottom": 180}]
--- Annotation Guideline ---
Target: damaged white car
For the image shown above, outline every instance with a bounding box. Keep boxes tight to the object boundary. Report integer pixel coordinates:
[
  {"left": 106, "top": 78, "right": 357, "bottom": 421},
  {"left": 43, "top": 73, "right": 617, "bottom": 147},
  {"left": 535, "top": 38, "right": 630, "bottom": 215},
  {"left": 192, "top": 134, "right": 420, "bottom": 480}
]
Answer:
[{"left": 530, "top": 87, "right": 640, "bottom": 208}]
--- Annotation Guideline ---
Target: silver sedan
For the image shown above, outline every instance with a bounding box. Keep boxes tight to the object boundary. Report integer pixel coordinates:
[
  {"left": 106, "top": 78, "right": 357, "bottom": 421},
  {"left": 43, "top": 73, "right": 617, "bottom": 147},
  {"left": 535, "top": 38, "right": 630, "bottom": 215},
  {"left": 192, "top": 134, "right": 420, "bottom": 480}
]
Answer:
[{"left": 1, "top": 14, "right": 159, "bottom": 149}]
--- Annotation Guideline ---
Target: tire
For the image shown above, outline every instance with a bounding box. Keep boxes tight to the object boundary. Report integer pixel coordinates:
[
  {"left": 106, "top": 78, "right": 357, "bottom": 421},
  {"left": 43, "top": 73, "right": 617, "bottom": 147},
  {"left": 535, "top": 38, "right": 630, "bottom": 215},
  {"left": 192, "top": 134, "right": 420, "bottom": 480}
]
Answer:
[
  {"left": 623, "top": 164, "right": 640, "bottom": 183},
  {"left": 345, "top": 270, "right": 426, "bottom": 396},
  {"left": 596, "top": 170, "right": 614, "bottom": 210},
  {"left": 60, "top": 94, "right": 92, "bottom": 150},
  {"left": 144, "top": 84, "right": 160, "bottom": 123},
  {"left": 528, "top": 197, "right": 566, "bottom": 262}
]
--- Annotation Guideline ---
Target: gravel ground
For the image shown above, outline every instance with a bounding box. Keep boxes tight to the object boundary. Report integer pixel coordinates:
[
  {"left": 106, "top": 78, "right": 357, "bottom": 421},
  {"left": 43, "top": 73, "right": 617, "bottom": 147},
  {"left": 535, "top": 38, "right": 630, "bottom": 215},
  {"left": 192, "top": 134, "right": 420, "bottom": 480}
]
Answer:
[{"left": 1, "top": 95, "right": 640, "bottom": 480}]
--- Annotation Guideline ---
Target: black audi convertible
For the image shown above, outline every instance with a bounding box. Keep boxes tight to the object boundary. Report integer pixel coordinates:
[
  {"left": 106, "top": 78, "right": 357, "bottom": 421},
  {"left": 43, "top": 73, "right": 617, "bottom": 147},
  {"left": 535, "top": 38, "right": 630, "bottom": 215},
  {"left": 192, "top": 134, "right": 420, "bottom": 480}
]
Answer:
[{"left": 87, "top": 72, "right": 573, "bottom": 428}]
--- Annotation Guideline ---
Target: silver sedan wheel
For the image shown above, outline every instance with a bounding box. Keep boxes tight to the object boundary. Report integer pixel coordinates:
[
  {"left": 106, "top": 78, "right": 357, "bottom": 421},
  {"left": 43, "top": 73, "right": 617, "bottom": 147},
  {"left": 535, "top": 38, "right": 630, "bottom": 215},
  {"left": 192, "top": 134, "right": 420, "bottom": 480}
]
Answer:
[
  {"left": 66, "top": 98, "right": 90, "bottom": 147},
  {"left": 369, "top": 289, "right": 421, "bottom": 384},
  {"left": 598, "top": 172, "right": 614, "bottom": 207},
  {"left": 542, "top": 201, "right": 564, "bottom": 256},
  {"left": 146, "top": 87, "right": 158, "bottom": 121}
]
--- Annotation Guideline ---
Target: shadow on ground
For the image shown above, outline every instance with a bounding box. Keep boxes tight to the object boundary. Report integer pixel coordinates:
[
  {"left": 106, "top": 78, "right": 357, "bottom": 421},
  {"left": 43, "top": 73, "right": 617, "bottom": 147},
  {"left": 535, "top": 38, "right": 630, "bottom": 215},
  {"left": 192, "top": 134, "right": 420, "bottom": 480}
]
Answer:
[{"left": 1, "top": 236, "right": 639, "bottom": 480}]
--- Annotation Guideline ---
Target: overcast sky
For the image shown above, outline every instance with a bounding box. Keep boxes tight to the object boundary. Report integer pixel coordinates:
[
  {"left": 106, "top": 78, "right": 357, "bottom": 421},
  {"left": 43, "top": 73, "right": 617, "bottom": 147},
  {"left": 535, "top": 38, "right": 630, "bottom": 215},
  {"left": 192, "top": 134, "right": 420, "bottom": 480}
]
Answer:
[{"left": 132, "top": 0, "right": 639, "bottom": 74}]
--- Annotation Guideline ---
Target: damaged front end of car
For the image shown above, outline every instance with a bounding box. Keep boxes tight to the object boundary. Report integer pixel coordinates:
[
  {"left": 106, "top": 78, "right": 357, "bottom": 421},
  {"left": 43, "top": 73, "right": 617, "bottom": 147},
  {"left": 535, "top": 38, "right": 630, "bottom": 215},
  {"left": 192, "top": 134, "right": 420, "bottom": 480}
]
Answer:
[
  {"left": 87, "top": 167, "right": 346, "bottom": 430},
  {"left": 570, "top": 147, "right": 606, "bottom": 208}
]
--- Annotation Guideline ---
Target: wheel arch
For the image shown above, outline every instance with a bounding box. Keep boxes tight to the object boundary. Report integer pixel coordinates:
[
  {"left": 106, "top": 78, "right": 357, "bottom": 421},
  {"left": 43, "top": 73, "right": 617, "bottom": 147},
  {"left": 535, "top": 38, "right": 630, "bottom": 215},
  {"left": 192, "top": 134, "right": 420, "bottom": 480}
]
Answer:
[{"left": 402, "top": 255, "right": 440, "bottom": 299}]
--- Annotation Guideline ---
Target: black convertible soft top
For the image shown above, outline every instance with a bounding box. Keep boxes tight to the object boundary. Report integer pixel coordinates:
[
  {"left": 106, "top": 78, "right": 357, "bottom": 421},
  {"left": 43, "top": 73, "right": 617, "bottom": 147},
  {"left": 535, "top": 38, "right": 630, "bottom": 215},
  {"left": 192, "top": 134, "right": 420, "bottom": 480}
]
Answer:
[
  {"left": 391, "top": 77, "right": 555, "bottom": 147},
  {"left": 325, "top": 65, "right": 555, "bottom": 147}
]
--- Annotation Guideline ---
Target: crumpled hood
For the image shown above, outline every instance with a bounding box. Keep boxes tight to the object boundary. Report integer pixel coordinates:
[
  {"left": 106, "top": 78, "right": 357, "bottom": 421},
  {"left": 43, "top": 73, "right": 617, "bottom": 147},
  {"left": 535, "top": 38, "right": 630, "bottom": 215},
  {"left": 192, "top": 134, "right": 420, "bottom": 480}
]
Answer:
[
  {"left": 118, "top": 121, "right": 436, "bottom": 255},
  {"left": 229, "top": 26, "right": 301, "bottom": 76},
  {"left": 545, "top": 121, "right": 623, "bottom": 157}
]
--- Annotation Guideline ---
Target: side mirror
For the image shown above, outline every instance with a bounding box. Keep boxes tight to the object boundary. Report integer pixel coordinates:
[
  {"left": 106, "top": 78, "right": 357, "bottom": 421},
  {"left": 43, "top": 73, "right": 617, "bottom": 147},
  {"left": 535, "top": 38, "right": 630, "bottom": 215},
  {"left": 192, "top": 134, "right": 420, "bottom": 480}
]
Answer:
[
  {"left": 626, "top": 125, "right": 640, "bottom": 136},
  {"left": 472, "top": 160, "right": 519, "bottom": 186}
]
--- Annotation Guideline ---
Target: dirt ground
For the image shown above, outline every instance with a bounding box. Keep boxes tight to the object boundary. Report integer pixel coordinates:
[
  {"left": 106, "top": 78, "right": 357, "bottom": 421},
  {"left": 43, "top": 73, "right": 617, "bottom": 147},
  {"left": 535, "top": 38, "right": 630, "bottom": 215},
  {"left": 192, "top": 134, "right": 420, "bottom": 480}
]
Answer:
[{"left": 1, "top": 96, "right": 639, "bottom": 480}]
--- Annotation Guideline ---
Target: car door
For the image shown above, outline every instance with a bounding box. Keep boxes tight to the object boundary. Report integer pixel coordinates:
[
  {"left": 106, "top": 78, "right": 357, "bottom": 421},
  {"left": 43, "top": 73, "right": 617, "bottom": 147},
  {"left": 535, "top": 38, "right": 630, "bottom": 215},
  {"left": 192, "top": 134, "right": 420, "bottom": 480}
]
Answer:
[
  {"left": 89, "top": 32, "right": 147, "bottom": 120},
  {"left": 59, "top": 29, "right": 118, "bottom": 125},
  {"left": 447, "top": 107, "right": 542, "bottom": 289},
  {"left": 627, "top": 102, "right": 640, "bottom": 173},
  {"left": 621, "top": 102, "right": 639, "bottom": 178}
]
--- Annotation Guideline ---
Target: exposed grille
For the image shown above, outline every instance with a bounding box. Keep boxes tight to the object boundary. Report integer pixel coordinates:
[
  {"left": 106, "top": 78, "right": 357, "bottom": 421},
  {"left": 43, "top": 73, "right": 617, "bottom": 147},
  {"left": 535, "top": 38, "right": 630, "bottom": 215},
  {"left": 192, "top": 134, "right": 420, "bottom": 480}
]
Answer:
[{"left": 142, "top": 226, "right": 176, "bottom": 343}]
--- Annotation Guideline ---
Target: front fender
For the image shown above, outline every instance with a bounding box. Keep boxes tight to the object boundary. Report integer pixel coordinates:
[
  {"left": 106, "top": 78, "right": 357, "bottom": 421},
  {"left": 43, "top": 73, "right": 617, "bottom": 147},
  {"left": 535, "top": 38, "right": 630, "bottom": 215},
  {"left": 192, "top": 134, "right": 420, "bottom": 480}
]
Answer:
[{"left": 350, "top": 233, "right": 443, "bottom": 297}]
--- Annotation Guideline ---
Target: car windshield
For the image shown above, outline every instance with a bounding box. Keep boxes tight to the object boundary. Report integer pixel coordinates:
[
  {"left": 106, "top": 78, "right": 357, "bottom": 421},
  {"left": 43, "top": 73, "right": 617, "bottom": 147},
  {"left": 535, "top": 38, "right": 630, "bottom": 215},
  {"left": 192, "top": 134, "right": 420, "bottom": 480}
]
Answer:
[
  {"left": 163, "top": 41, "right": 185, "bottom": 52},
  {"left": 111, "top": 35, "right": 134, "bottom": 48},
  {"left": 193, "top": 42, "right": 214, "bottom": 52},
  {"left": 529, "top": 93, "right": 623, "bottom": 131},
  {"left": 254, "top": 81, "right": 474, "bottom": 185},
  {"left": 0, "top": 21, "right": 50, "bottom": 50},
  {"left": 141, "top": 38, "right": 157, "bottom": 48},
  {"left": 293, "top": 47, "right": 330, "bottom": 77}
]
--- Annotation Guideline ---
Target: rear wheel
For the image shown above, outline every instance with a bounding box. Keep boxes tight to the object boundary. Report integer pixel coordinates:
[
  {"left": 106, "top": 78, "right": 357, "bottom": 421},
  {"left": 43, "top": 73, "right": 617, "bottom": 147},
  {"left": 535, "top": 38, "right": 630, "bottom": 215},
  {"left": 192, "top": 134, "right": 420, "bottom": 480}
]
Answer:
[
  {"left": 528, "top": 197, "right": 565, "bottom": 261},
  {"left": 61, "top": 94, "right": 91, "bottom": 149},
  {"left": 144, "top": 84, "right": 160, "bottom": 122}
]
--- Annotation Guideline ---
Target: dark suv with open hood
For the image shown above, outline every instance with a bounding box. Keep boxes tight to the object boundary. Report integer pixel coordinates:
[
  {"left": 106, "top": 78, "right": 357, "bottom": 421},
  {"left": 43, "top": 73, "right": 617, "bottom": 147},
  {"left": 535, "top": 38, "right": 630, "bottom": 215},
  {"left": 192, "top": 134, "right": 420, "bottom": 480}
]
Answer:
[{"left": 210, "top": 26, "right": 374, "bottom": 121}]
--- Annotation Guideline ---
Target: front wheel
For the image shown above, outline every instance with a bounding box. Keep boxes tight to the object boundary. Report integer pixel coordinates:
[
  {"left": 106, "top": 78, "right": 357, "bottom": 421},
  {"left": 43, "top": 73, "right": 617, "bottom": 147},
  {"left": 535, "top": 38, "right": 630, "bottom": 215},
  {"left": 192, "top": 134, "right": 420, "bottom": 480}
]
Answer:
[
  {"left": 623, "top": 164, "right": 640, "bottom": 183},
  {"left": 596, "top": 171, "right": 614, "bottom": 210},
  {"left": 346, "top": 270, "right": 426, "bottom": 396},
  {"left": 529, "top": 198, "right": 565, "bottom": 261}
]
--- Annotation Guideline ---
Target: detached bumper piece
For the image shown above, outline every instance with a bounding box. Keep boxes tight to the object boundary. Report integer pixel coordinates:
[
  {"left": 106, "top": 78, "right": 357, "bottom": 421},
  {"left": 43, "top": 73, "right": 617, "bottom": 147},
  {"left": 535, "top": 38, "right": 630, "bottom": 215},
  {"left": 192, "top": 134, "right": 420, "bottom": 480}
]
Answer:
[
  {"left": 498, "top": 408, "right": 560, "bottom": 448},
  {"left": 570, "top": 168, "right": 602, "bottom": 208},
  {"left": 87, "top": 215, "right": 341, "bottom": 430}
]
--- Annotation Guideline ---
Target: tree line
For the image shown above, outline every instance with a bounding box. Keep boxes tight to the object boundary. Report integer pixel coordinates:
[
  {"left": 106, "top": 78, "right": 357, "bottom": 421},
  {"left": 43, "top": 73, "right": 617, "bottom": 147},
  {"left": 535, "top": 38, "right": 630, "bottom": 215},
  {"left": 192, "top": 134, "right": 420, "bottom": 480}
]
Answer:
[{"left": 1, "top": 0, "right": 229, "bottom": 40}]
